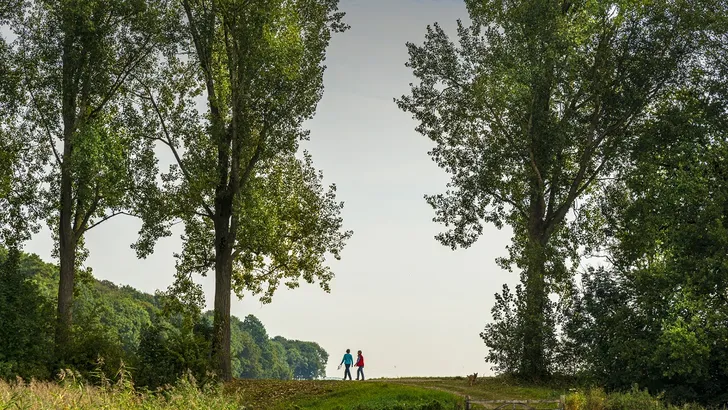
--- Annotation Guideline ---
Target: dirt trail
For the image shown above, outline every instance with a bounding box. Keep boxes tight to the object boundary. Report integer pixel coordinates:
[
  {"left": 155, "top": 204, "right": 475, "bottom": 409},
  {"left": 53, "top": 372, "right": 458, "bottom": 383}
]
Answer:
[
  {"left": 380, "top": 378, "right": 472, "bottom": 398},
  {"left": 379, "top": 378, "right": 564, "bottom": 409}
]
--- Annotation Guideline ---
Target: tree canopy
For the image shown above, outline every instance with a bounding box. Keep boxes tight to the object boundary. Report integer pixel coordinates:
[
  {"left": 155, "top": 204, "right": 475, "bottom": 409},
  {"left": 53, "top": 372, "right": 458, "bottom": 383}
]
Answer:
[
  {"left": 131, "top": 0, "right": 351, "bottom": 379},
  {"left": 398, "top": 0, "right": 728, "bottom": 378},
  {"left": 561, "top": 42, "right": 728, "bottom": 403},
  {"left": 8, "top": 0, "right": 174, "bottom": 360}
]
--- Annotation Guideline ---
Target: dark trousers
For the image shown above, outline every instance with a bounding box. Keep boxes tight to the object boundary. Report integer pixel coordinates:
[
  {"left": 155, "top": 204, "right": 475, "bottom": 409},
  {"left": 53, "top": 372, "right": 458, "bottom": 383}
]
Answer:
[
  {"left": 357, "top": 366, "right": 365, "bottom": 380},
  {"left": 344, "top": 364, "right": 352, "bottom": 380}
]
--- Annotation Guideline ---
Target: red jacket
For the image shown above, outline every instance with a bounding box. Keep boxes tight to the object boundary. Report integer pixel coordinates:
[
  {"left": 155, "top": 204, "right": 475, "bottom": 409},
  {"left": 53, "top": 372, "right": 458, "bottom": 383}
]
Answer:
[{"left": 356, "top": 354, "right": 364, "bottom": 367}]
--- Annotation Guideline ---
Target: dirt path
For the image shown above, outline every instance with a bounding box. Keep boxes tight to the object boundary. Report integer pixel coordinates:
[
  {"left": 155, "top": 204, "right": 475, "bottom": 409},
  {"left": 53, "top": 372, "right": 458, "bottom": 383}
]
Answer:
[
  {"left": 389, "top": 380, "right": 467, "bottom": 397},
  {"left": 380, "top": 378, "right": 476, "bottom": 399},
  {"left": 379, "top": 378, "right": 565, "bottom": 409}
]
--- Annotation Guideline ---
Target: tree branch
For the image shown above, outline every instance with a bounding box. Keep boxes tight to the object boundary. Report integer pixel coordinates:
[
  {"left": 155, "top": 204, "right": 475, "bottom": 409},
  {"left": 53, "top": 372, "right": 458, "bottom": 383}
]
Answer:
[
  {"left": 544, "top": 97, "right": 603, "bottom": 236},
  {"left": 76, "top": 184, "right": 102, "bottom": 236},
  {"left": 84, "top": 210, "right": 136, "bottom": 232},
  {"left": 545, "top": 150, "right": 563, "bottom": 221},
  {"left": 480, "top": 184, "right": 527, "bottom": 218},
  {"left": 138, "top": 78, "right": 214, "bottom": 218},
  {"left": 28, "top": 88, "right": 62, "bottom": 166},
  {"left": 88, "top": 36, "right": 155, "bottom": 120},
  {"left": 529, "top": 146, "right": 545, "bottom": 191},
  {"left": 239, "top": 121, "right": 268, "bottom": 190}
]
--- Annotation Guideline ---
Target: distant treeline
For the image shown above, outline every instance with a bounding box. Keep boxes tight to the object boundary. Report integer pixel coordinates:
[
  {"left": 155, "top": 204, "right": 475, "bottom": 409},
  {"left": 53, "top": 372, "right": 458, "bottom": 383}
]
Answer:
[{"left": 0, "top": 249, "right": 328, "bottom": 387}]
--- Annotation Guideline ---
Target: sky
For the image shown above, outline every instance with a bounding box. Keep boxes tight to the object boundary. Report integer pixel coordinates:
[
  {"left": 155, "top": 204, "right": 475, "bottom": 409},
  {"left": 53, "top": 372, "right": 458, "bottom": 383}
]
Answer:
[{"left": 21, "top": 0, "right": 521, "bottom": 379}]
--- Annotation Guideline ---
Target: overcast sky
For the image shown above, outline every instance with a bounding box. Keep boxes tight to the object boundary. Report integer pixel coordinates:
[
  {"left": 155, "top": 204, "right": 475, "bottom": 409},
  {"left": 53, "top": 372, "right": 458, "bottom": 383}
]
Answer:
[{"left": 21, "top": 0, "right": 521, "bottom": 379}]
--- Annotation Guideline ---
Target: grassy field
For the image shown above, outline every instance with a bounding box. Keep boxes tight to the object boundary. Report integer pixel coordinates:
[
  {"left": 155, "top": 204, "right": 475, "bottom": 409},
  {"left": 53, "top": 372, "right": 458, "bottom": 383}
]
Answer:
[
  {"left": 0, "top": 377, "right": 463, "bottom": 410},
  {"left": 385, "top": 376, "right": 567, "bottom": 402},
  {"left": 0, "top": 375, "right": 716, "bottom": 409},
  {"left": 227, "top": 379, "right": 462, "bottom": 409}
]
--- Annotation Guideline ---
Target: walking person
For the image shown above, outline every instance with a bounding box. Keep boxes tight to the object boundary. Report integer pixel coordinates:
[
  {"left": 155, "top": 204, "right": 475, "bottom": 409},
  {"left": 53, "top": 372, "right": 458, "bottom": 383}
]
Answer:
[
  {"left": 355, "top": 350, "right": 365, "bottom": 380},
  {"left": 340, "top": 349, "right": 353, "bottom": 380}
]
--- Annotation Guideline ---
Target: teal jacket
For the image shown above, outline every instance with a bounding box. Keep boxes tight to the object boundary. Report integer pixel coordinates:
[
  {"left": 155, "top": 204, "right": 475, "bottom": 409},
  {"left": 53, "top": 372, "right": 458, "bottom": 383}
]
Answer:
[{"left": 340, "top": 353, "right": 353, "bottom": 365}]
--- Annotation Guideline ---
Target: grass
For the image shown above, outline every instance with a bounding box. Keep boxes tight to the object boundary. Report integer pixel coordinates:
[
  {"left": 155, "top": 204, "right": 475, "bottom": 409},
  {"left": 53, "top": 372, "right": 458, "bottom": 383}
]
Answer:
[
  {"left": 384, "top": 376, "right": 567, "bottom": 401},
  {"left": 1, "top": 375, "right": 719, "bottom": 410},
  {"left": 226, "top": 379, "right": 462, "bottom": 409},
  {"left": 0, "top": 372, "right": 244, "bottom": 409},
  {"left": 0, "top": 376, "right": 462, "bottom": 410}
]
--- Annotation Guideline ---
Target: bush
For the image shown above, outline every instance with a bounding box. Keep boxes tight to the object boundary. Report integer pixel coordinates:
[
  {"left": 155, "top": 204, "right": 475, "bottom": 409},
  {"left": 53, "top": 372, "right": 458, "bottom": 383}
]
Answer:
[
  {"left": 566, "top": 386, "right": 681, "bottom": 410},
  {"left": 351, "top": 400, "right": 452, "bottom": 410},
  {"left": 65, "top": 329, "right": 128, "bottom": 380},
  {"left": 605, "top": 386, "right": 661, "bottom": 410},
  {"left": 565, "top": 388, "right": 606, "bottom": 410},
  {"left": 134, "top": 320, "right": 212, "bottom": 389}
]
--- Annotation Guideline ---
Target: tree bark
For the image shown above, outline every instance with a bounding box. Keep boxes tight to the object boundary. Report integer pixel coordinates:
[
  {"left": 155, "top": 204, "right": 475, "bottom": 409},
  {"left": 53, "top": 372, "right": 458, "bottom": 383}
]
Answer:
[
  {"left": 518, "top": 50, "right": 555, "bottom": 378},
  {"left": 56, "top": 126, "right": 77, "bottom": 361},
  {"left": 212, "top": 196, "right": 234, "bottom": 381},
  {"left": 518, "top": 180, "right": 551, "bottom": 379},
  {"left": 55, "top": 30, "right": 78, "bottom": 360},
  {"left": 520, "top": 237, "right": 549, "bottom": 379}
]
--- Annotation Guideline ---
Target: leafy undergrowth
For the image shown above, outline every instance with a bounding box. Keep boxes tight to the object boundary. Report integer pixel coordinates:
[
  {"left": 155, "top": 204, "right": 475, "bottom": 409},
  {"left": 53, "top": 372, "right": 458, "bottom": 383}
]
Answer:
[
  {"left": 563, "top": 386, "right": 718, "bottom": 410},
  {"left": 226, "top": 379, "right": 463, "bottom": 409}
]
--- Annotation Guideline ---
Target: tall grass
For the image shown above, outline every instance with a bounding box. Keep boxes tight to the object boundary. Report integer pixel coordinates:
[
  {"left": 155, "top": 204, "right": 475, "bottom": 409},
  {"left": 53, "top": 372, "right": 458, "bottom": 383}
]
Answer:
[
  {"left": 0, "top": 365, "right": 243, "bottom": 410},
  {"left": 564, "top": 386, "right": 720, "bottom": 410}
]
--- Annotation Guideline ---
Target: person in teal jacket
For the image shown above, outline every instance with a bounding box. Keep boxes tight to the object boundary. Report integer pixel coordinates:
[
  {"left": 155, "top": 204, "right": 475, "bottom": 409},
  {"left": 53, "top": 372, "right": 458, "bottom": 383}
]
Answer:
[{"left": 340, "top": 349, "right": 354, "bottom": 380}]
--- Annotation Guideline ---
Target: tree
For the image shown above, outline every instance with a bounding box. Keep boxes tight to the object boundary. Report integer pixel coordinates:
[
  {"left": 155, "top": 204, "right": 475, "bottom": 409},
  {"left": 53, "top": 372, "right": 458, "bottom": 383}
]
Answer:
[
  {"left": 0, "top": 249, "right": 55, "bottom": 380},
  {"left": 397, "top": 0, "right": 723, "bottom": 377},
  {"left": 10, "top": 0, "right": 173, "bottom": 360},
  {"left": 273, "top": 336, "right": 328, "bottom": 379},
  {"left": 0, "top": 1, "right": 42, "bottom": 256},
  {"left": 564, "top": 60, "right": 728, "bottom": 403},
  {"left": 0, "top": 248, "right": 330, "bottom": 383},
  {"left": 232, "top": 328, "right": 264, "bottom": 379},
  {"left": 239, "top": 314, "right": 276, "bottom": 375},
  {"left": 268, "top": 340, "right": 293, "bottom": 380},
  {"left": 134, "top": 0, "right": 351, "bottom": 380},
  {"left": 136, "top": 318, "right": 212, "bottom": 389},
  {"left": 1, "top": 12, "right": 47, "bottom": 377}
]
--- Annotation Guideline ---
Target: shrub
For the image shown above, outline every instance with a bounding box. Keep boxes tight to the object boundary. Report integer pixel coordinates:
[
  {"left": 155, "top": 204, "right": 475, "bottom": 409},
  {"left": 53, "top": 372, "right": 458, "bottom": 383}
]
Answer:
[
  {"left": 351, "top": 400, "right": 452, "bottom": 410},
  {"left": 565, "top": 391, "right": 587, "bottom": 410},
  {"left": 134, "top": 321, "right": 212, "bottom": 389},
  {"left": 605, "top": 385, "right": 662, "bottom": 410},
  {"left": 565, "top": 388, "right": 606, "bottom": 410}
]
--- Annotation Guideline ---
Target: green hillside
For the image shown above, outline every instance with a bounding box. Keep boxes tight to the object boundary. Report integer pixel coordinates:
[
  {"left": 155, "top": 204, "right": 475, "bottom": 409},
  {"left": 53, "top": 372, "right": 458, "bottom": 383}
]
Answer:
[{"left": 0, "top": 249, "right": 327, "bottom": 387}]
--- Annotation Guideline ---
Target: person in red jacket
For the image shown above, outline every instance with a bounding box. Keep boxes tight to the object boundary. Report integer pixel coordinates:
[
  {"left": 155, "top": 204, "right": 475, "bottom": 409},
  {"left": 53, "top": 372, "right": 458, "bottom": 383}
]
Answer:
[{"left": 355, "top": 350, "right": 365, "bottom": 380}]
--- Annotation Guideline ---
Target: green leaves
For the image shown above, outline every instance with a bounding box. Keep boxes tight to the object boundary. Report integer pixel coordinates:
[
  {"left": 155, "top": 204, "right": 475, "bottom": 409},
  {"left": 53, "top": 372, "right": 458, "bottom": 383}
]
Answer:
[
  {"left": 561, "top": 44, "right": 728, "bottom": 400},
  {"left": 230, "top": 152, "right": 351, "bottom": 303},
  {"left": 128, "top": 0, "right": 349, "bottom": 379},
  {"left": 2, "top": 0, "right": 180, "bottom": 359},
  {"left": 399, "top": 0, "right": 728, "bottom": 377}
]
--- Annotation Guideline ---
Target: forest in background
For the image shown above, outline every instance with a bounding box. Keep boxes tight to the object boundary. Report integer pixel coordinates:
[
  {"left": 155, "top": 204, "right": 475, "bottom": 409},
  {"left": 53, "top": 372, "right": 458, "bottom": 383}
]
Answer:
[{"left": 0, "top": 248, "right": 329, "bottom": 388}]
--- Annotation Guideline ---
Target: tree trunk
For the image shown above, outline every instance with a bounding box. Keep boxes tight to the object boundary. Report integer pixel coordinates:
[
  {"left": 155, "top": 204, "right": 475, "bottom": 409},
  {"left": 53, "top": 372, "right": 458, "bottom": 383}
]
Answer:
[
  {"left": 518, "top": 52, "right": 555, "bottom": 378},
  {"left": 55, "top": 140, "right": 76, "bottom": 361},
  {"left": 520, "top": 238, "right": 549, "bottom": 379},
  {"left": 519, "top": 186, "right": 550, "bottom": 379},
  {"left": 212, "top": 208, "right": 234, "bottom": 381},
  {"left": 55, "top": 25, "right": 79, "bottom": 362}
]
